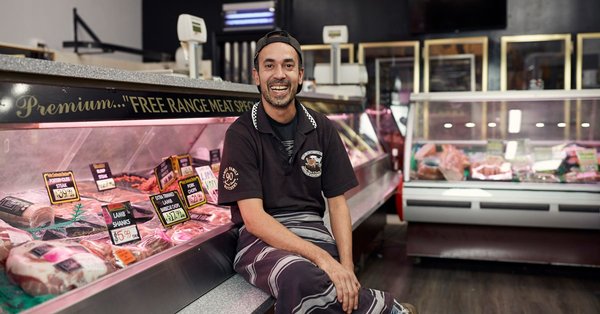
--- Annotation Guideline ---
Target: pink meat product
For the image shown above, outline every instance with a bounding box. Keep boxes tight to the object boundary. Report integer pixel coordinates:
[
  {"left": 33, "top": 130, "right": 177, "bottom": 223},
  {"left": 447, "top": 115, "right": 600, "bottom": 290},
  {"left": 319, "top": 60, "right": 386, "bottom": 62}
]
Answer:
[
  {"left": 166, "top": 220, "right": 206, "bottom": 245},
  {"left": 6, "top": 240, "right": 114, "bottom": 296},
  {"left": 78, "top": 181, "right": 151, "bottom": 204},
  {"left": 0, "top": 196, "right": 54, "bottom": 229},
  {"left": 438, "top": 144, "right": 468, "bottom": 181},
  {"left": 0, "top": 219, "right": 33, "bottom": 264},
  {"left": 470, "top": 155, "right": 513, "bottom": 181},
  {"left": 416, "top": 157, "right": 444, "bottom": 180},
  {"left": 414, "top": 143, "right": 436, "bottom": 160},
  {"left": 80, "top": 226, "right": 173, "bottom": 269},
  {"left": 188, "top": 204, "right": 232, "bottom": 226}
]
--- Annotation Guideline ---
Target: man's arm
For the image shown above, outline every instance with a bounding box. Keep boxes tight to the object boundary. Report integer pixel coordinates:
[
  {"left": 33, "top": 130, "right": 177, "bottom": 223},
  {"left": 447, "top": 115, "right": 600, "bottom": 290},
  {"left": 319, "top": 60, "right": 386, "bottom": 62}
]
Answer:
[
  {"left": 238, "top": 198, "right": 360, "bottom": 313},
  {"left": 327, "top": 195, "right": 361, "bottom": 310},
  {"left": 327, "top": 195, "right": 355, "bottom": 273}
]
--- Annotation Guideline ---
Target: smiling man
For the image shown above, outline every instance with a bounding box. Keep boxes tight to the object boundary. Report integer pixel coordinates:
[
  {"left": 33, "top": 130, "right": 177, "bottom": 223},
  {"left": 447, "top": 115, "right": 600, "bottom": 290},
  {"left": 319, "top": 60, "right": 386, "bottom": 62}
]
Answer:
[{"left": 218, "top": 30, "right": 416, "bottom": 314}]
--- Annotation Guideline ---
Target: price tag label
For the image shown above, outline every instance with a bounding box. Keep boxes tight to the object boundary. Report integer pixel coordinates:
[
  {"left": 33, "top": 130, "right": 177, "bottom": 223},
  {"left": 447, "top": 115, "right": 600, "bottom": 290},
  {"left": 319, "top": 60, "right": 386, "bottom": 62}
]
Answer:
[
  {"left": 576, "top": 149, "right": 598, "bottom": 172},
  {"left": 176, "top": 154, "right": 194, "bottom": 178},
  {"left": 195, "top": 166, "right": 219, "bottom": 204},
  {"left": 178, "top": 176, "right": 206, "bottom": 210},
  {"left": 163, "top": 207, "right": 188, "bottom": 225},
  {"left": 154, "top": 158, "right": 176, "bottom": 192},
  {"left": 210, "top": 149, "right": 221, "bottom": 173},
  {"left": 101, "top": 202, "right": 141, "bottom": 246},
  {"left": 43, "top": 171, "right": 80, "bottom": 205},
  {"left": 149, "top": 191, "right": 190, "bottom": 228},
  {"left": 89, "top": 162, "right": 116, "bottom": 191},
  {"left": 486, "top": 140, "right": 504, "bottom": 156},
  {"left": 109, "top": 225, "right": 140, "bottom": 246}
]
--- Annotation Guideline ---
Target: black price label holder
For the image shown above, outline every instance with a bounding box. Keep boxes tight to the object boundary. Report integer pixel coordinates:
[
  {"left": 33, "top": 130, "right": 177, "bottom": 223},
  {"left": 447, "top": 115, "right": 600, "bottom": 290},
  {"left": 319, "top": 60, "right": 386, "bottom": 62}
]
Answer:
[
  {"left": 42, "top": 171, "right": 81, "bottom": 205},
  {"left": 89, "top": 162, "right": 116, "bottom": 191},
  {"left": 209, "top": 149, "right": 221, "bottom": 165},
  {"left": 154, "top": 158, "right": 176, "bottom": 192},
  {"left": 178, "top": 175, "right": 207, "bottom": 210},
  {"left": 176, "top": 154, "right": 194, "bottom": 178},
  {"left": 149, "top": 191, "right": 190, "bottom": 228},
  {"left": 210, "top": 149, "right": 221, "bottom": 173},
  {"left": 101, "top": 201, "right": 141, "bottom": 246}
]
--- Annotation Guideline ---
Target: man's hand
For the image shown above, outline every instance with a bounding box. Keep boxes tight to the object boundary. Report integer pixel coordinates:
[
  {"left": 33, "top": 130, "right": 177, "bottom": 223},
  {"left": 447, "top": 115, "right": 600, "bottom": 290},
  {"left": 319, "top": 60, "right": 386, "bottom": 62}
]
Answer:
[{"left": 318, "top": 256, "right": 361, "bottom": 313}]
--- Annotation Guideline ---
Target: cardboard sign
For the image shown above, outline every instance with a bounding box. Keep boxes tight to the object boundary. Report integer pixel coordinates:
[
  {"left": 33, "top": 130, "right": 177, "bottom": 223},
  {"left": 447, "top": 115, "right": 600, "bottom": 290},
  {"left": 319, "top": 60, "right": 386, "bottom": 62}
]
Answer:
[
  {"left": 176, "top": 154, "right": 194, "bottom": 178},
  {"left": 101, "top": 202, "right": 141, "bottom": 246},
  {"left": 89, "top": 162, "right": 116, "bottom": 191},
  {"left": 43, "top": 171, "right": 80, "bottom": 204},
  {"left": 149, "top": 191, "right": 190, "bottom": 228},
  {"left": 154, "top": 158, "right": 176, "bottom": 192},
  {"left": 195, "top": 166, "right": 219, "bottom": 204},
  {"left": 178, "top": 176, "right": 207, "bottom": 209}
]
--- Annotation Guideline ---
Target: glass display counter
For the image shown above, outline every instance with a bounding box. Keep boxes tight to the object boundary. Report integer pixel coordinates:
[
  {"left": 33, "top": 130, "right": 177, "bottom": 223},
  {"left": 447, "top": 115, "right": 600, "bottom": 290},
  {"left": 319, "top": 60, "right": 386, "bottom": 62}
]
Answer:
[
  {"left": 0, "top": 55, "right": 392, "bottom": 313},
  {"left": 403, "top": 90, "right": 600, "bottom": 230}
]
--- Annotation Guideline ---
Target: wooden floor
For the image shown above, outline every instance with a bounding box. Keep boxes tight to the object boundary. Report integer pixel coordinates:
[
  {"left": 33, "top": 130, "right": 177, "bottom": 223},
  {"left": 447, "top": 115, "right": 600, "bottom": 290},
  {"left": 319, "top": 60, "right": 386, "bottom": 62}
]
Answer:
[{"left": 357, "top": 218, "right": 600, "bottom": 314}]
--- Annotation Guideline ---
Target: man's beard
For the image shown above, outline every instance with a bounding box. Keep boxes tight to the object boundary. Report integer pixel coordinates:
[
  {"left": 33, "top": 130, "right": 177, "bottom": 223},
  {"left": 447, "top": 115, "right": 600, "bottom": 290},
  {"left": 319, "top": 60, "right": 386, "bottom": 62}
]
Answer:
[{"left": 261, "top": 79, "right": 297, "bottom": 109}]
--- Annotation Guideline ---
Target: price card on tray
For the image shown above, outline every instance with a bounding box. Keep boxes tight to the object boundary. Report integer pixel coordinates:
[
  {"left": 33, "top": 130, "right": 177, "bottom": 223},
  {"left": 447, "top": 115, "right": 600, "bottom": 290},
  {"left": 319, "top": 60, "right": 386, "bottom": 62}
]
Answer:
[
  {"left": 176, "top": 154, "right": 194, "bottom": 178},
  {"left": 149, "top": 191, "right": 190, "bottom": 228},
  {"left": 195, "top": 165, "right": 219, "bottom": 204},
  {"left": 154, "top": 158, "right": 177, "bottom": 192},
  {"left": 210, "top": 149, "right": 221, "bottom": 173},
  {"left": 101, "top": 201, "right": 141, "bottom": 246},
  {"left": 42, "top": 171, "right": 81, "bottom": 204},
  {"left": 178, "top": 175, "right": 207, "bottom": 209},
  {"left": 576, "top": 149, "right": 598, "bottom": 172},
  {"left": 89, "top": 162, "right": 116, "bottom": 191}
]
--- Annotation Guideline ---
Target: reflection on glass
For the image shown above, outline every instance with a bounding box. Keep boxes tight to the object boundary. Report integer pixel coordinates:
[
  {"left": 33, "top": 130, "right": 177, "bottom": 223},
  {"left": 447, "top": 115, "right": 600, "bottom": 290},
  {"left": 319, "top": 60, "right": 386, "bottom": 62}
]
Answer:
[
  {"left": 375, "top": 57, "right": 414, "bottom": 106},
  {"left": 331, "top": 112, "right": 385, "bottom": 167},
  {"left": 429, "top": 55, "right": 476, "bottom": 92},
  {"left": 424, "top": 37, "right": 488, "bottom": 92},
  {"left": 577, "top": 33, "right": 600, "bottom": 89},
  {"left": 301, "top": 44, "right": 353, "bottom": 81},
  {"left": 358, "top": 42, "right": 419, "bottom": 107},
  {"left": 501, "top": 34, "right": 571, "bottom": 91}
]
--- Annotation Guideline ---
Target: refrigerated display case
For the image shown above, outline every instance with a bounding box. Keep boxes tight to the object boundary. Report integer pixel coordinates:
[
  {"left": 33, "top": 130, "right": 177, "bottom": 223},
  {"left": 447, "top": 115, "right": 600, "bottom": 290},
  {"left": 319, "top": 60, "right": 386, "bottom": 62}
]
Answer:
[
  {"left": 402, "top": 90, "right": 600, "bottom": 265},
  {"left": 0, "top": 55, "right": 396, "bottom": 313}
]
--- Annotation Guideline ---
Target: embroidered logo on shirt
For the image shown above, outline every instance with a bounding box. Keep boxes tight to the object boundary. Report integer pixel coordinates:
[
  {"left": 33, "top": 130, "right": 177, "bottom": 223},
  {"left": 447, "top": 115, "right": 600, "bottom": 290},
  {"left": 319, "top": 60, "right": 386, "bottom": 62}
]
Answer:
[
  {"left": 301, "top": 150, "right": 323, "bottom": 178},
  {"left": 222, "top": 167, "right": 239, "bottom": 190}
]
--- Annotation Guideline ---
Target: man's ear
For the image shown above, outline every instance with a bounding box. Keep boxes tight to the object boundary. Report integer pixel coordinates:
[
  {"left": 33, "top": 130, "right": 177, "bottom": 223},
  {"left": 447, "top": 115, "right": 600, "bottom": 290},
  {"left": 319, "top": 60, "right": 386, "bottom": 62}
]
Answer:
[
  {"left": 252, "top": 68, "right": 260, "bottom": 86},
  {"left": 298, "top": 67, "right": 304, "bottom": 83}
]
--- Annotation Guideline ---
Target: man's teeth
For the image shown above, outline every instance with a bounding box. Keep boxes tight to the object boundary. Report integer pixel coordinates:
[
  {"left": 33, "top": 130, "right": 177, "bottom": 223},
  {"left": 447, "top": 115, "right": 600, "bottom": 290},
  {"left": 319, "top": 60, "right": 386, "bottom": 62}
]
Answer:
[{"left": 271, "top": 86, "right": 288, "bottom": 90}]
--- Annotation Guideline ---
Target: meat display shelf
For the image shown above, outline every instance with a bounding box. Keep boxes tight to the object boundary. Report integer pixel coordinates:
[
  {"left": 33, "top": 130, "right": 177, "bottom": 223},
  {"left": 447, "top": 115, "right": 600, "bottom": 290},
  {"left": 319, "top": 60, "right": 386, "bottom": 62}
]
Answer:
[{"left": 0, "top": 55, "right": 395, "bottom": 313}]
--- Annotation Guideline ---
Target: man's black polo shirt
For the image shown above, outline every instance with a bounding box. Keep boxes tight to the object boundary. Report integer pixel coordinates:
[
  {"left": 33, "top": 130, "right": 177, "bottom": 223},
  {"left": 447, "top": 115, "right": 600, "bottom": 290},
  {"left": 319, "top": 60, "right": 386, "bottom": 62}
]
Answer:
[{"left": 218, "top": 101, "right": 358, "bottom": 225}]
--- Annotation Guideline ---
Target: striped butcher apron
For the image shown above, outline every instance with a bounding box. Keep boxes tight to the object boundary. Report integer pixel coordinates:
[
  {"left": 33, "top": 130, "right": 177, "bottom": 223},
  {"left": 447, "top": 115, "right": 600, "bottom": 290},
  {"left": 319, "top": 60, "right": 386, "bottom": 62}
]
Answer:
[{"left": 233, "top": 211, "right": 408, "bottom": 314}]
